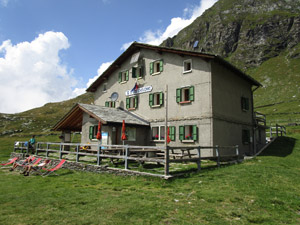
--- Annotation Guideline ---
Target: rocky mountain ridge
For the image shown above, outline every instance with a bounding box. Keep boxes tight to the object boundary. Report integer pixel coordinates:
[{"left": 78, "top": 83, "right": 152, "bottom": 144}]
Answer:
[{"left": 162, "top": 0, "right": 300, "bottom": 70}]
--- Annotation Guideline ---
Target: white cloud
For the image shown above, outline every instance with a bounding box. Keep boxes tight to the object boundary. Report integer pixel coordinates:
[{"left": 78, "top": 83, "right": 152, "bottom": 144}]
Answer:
[
  {"left": 0, "top": 0, "right": 9, "bottom": 7},
  {"left": 0, "top": 31, "right": 79, "bottom": 113},
  {"left": 75, "top": 61, "right": 113, "bottom": 95},
  {"left": 121, "top": 0, "right": 218, "bottom": 50}
]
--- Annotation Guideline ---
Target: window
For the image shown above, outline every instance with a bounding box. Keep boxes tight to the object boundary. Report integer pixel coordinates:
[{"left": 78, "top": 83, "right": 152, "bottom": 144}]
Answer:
[
  {"left": 241, "top": 97, "right": 250, "bottom": 111},
  {"left": 242, "top": 129, "right": 250, "bottom": 145},
  {"left": 179, "top": 125, "right": 198, "bottom": 141},
  {"left": 176, "top": 86, "right": 194, "bottom": 103},
  {"left": 105, "top": 101, "right": 115, "bottom": 108},
  {"left": 149, "top": 92, "right": 164, "bottom": 107},
  {"left": 89, "top": 125, "right": 98, "bottom": 140},
  {"left": 118, "top": 70, "right": 129, "bottom": 83},
  {"left": 183, "top": 59, "right": 192, "bottom": 73},
  {"left": 150, "top": 60, "right": 163, "bottom": 75},
  {"left": 132, "top": 66, "right": 144, "bottom": 79},
  {"left": 152, "top": 126, "right": 165, "bottom": 141},
  {"left": 126, "top": 96, "right": 138, "bottom": 110},
  {"left": 122, "top": 127, "right": 136, "bottom": 141},
  {"left": 103, "top": 83, "right": 107, "bottom": 92}
]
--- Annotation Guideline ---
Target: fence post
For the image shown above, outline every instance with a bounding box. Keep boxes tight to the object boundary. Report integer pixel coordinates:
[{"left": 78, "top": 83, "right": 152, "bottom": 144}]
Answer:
[
  {"left": 270, "top": 126, "right": 272, "bottom": 139},
  {"left": 45, "top": 143, "right": 49, "bottom": 157},
  {"left": 276, "top": 124, "right": 279, "bottom": 137},
  {"left": 26, "top": 143, "right": 29, "bottom": 155},
  {"left": 164, "top": 146, "right": 170, "bottom": 177},
  {"left": 76, "top": 144, "right": 80, "bottom": 162},
  {"left": 125, "top": 145, "right": 129, "bottom": 170},
  {"left": 216, "top": 145, "right": 220, "bottom": 168},
  {"left": 280, "top": 126, "right": 283, "bottom": 136},
  {"left": 59, "top": 143, "right": 62, "bottom": 159},
  {"left": 196, "top": 146, "right": 201, "bottom": 172},
  {"left": 97, "top": 143, "right": 101, "bottom": 166}
]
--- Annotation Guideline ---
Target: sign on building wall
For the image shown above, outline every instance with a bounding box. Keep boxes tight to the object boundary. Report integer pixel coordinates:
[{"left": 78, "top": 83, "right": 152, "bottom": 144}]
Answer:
[{"left": 125, "top": 86, "right": 152, "bottom": 96}]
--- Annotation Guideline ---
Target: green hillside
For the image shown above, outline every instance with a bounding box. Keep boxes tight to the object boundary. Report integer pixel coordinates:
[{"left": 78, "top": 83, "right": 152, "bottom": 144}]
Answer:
[{"left": 0, "top": 92, "right": 93, "bottom": 137}]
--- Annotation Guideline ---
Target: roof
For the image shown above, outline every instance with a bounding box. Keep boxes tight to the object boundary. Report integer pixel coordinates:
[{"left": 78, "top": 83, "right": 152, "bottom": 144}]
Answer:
[
  {"left": 86, "top": 42, "right": 261, "bottom": 92},
  {"left": 53, "top": 103, "right": 150, "bottom": 131}
]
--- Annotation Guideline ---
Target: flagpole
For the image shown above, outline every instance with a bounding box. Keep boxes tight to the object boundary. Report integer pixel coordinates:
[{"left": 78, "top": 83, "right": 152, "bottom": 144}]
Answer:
[{"left": 164, "top": 85, "right": 169, "bottom": 177}]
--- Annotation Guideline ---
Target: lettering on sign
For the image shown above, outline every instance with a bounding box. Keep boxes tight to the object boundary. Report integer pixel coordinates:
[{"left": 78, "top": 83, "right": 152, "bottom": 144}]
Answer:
[{"left": 125, "top": 86, "right": 153, "bottom": 96}]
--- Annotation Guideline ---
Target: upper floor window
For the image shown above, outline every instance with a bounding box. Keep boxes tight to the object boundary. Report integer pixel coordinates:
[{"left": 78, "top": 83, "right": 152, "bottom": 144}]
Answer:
[
  {"left": 126, "top": 96, "right": 138, "bottom": 110},
  {"left": 149, "top": 92, "right": 164, "bottom": 107},
  {"left": 132, "top": 66, "right": 144, "bottom": 79},
  {"left": 183, "top": 59, "right": 192, "bottom": 73},
  {"left": 176, "top": 86, "right": 194, "bottom": 104},
  {"left": 179, "top": 125, "right": 198, "bottom": 142},
  {"left": 105, "top": 101, "right": 115, "bottom": 108},
  {"left": 241, "top": 97, "right": 250, "bottom": 111},
  {"left": 150, "top": 60, "right": 163, "bottom": 75},
  {"left": 118, "top": 70, "right": 129, "bottom": 83}
]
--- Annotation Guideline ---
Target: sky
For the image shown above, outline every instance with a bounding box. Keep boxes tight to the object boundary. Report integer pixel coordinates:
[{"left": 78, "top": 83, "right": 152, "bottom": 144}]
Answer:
[{"left": 0, "top": 0, "right": 218, "bottom": 113}]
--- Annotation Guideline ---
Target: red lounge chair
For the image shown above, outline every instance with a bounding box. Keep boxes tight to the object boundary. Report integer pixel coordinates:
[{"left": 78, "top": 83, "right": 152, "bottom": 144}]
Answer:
[
  {"left": 15, "top": 156, "right": 37, "bottom": 167},
  {"left": 42, "top": 159, "right": 66, "bottom": 176},
  {"left": 0, "top": 157, "right": 19, "bottom": 166}
]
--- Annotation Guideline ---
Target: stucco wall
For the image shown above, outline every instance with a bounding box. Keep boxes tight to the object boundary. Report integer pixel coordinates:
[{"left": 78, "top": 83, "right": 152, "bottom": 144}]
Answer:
[
  {"left": 93, "top": 49, "right": 213, "bottom": 147},
  {"left": 211, "top": 60, "right": 255, "bottom": 155}
]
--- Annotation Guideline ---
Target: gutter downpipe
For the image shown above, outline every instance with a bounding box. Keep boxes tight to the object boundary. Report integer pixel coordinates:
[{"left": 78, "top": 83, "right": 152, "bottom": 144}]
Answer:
[{"left": 251, "top": 85, "right": 260, "bottom": 155}]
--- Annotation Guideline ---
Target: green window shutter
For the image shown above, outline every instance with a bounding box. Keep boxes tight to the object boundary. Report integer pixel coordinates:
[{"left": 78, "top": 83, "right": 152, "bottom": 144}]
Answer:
[
  {"left": 89, "top": 126, "right": 94, "bottom": 139},
  {"left": 176, "top": 88, "right": 181, "bottom": 103},
  {"left": 126, "top": 98, "right": 130, "bottom": 109},
  {"left": 118, "top": 72, "right": 122, "bottom": 83},
  {"left": 189, "top": 86, "right": 195, "bottom": 101},
  {"left": 132, "top": 67, "right": 136, "bottom": 78},
  {"left": 159, "top": 92, "right": 164, "bottom": 106},
  {"left": 112, "top": 101, "right": 115, "bottom": 108},
  {"left": 134, "top": 96, "right": 138, "bottom": 109},
  {"left": 150, "top": 62, "right": 154, "bottom": 75},
  {"left": 170, "top": 126, "right": 176, "bottom": 141},
  {"left": 179, "top": 126, "right": 184, "bottom": 141},
  {"left": 125, "top": 70, "right": 129, "bottom": 81},
  {"left": 105, "top": 101, "right": 109, "bottom": 107},
  {"left": 159, "top": 60, "right": 163, "bottom": 72},
  {"left": 149, "top": 94, "right": 154, "bottom": 107},
  {"left": 192, "top": 125, "right": 198, "bottom": 141}
]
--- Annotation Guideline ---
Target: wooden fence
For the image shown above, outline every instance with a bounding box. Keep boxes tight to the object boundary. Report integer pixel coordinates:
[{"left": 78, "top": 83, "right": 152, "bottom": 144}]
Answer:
[
  {"left": 266, "top": 124, "right": 286, "bottom": 139},
  {"left": 14, "top": 141, "right": 240, "bottom": 178}
]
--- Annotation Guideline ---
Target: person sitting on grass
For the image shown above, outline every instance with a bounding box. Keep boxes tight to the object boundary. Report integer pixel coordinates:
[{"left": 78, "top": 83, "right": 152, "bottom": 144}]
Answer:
[
  {"left": 22, "top": 159, "right": 51, "bottom": 176},
  {"left": 9, "top": 156, "right": 34, "bottom": 171}
]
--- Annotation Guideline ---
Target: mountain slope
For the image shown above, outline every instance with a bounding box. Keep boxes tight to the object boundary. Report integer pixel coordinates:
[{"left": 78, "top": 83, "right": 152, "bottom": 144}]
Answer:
[
  {"left": 0, "top": 92, "right": 94, "bottom": 136},
  {"left": 161, "top": 0, "right": 300, "bottom": 125}
]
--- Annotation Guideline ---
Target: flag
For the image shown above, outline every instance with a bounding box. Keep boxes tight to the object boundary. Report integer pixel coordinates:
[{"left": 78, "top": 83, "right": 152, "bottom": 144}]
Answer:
[{"left": 131, "top": 82, "right": 139, "bottom": 92}]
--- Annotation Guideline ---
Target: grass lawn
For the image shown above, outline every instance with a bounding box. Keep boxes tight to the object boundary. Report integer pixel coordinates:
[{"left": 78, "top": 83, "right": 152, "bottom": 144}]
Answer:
[{"left": 0, "top": 134, "right": 299, "bottom": 224}]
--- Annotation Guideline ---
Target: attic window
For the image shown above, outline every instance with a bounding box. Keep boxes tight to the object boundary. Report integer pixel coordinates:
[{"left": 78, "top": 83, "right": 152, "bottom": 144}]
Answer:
[
  {"left": 103, "top": 83, "right": 107, "bottom": 92},
  {"left": 183, "top": 59, "right": 192, "bottom": 73}
]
